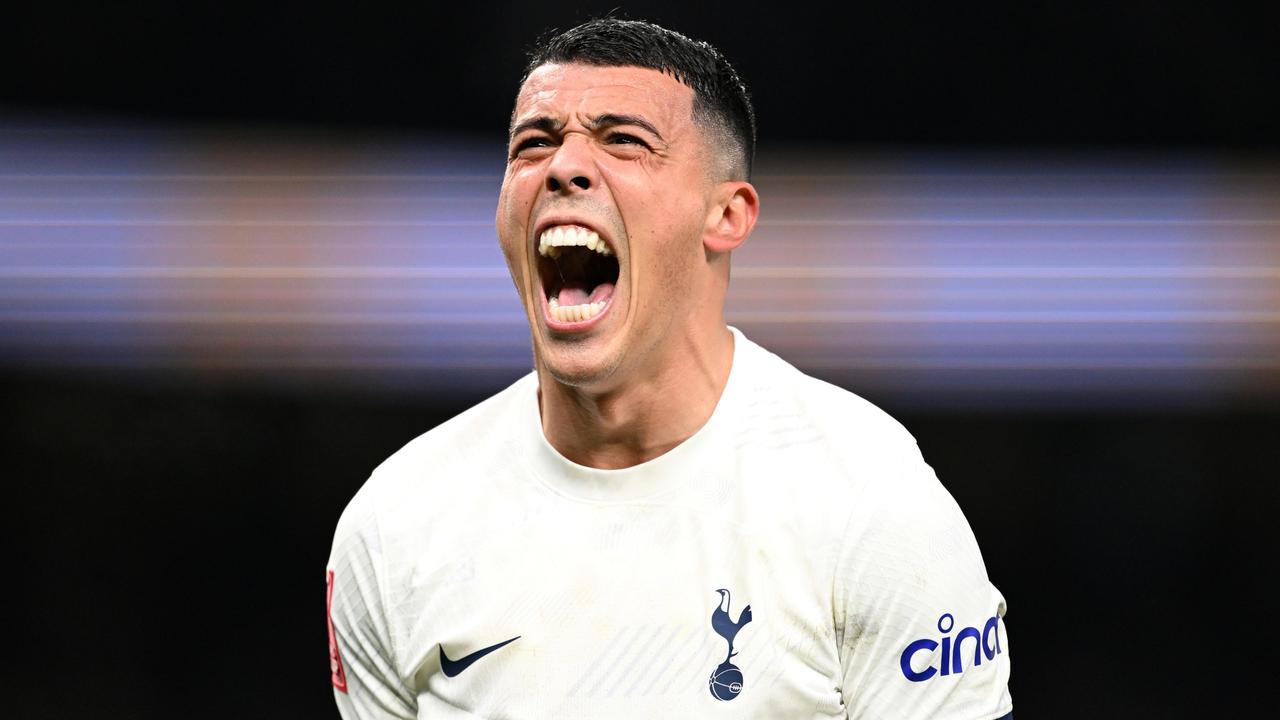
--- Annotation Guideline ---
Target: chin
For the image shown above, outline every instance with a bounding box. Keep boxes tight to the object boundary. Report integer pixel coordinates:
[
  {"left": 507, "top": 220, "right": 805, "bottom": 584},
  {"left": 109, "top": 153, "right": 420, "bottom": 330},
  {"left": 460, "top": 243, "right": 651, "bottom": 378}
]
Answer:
[{"left": 535, "top": 337, "right": 622, "bottom": 390}]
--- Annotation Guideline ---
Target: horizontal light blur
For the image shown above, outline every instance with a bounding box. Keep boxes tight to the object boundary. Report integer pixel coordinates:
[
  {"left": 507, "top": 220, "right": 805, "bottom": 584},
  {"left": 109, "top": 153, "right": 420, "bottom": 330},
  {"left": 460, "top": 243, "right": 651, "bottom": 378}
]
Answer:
[{"left": 2, "top": 121, "right": 1278, "bottom": 408}]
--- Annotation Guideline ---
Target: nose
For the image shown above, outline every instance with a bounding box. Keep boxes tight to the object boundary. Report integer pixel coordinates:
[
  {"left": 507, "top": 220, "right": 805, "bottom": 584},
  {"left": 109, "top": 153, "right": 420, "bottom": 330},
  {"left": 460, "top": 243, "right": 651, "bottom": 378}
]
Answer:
[{"left": 544, "top": 135, "right": 596, "bottom": 194}]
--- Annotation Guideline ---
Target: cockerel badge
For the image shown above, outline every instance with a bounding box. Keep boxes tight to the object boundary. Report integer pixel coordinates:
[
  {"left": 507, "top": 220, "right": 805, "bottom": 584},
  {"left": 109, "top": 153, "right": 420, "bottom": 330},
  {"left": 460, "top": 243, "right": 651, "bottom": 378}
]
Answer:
[{"left": 708, "top": 588, "right": 753, "bottom": 701}]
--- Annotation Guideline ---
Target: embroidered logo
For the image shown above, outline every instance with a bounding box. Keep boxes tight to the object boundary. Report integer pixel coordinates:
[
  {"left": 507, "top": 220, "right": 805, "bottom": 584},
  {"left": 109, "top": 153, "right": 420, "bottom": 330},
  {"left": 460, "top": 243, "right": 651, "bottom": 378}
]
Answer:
[
  {"left": 708, "top": 588, "right": 752, "bottom": 701},
  {"left": 439, "top": 636, "right": 521, "bottom": 677},
  {"left": 326, "top": 570, "right": 348, "bottom": 693}
]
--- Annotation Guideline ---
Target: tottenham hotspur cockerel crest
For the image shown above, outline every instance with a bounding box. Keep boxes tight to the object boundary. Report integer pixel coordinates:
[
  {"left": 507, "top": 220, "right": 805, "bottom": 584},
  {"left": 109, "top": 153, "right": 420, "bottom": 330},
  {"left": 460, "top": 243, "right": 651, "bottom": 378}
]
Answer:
[{"left": 708, "top": 588, "right": 753, "bottom": 701}]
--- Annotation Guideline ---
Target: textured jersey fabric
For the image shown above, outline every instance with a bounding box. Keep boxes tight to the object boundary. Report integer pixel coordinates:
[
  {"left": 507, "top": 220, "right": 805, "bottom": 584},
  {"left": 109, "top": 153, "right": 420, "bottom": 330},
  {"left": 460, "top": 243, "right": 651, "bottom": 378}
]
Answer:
[{"left": 327, "top": 328, "right": 1013, "bottom": 719}]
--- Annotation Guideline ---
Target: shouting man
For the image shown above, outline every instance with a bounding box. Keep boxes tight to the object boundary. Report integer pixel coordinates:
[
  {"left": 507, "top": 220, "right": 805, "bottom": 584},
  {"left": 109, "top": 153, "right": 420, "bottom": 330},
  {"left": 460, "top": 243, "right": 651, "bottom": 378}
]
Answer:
[{"left": 327, "top": 18, "right": 1013, "bottom": 719}]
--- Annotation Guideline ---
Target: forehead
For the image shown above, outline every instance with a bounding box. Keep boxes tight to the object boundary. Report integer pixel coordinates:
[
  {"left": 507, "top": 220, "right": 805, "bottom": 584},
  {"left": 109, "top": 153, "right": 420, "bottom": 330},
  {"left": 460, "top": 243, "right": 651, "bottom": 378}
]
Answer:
[{"left": 513, "top": 63, "right": 696, "bottom": 130}]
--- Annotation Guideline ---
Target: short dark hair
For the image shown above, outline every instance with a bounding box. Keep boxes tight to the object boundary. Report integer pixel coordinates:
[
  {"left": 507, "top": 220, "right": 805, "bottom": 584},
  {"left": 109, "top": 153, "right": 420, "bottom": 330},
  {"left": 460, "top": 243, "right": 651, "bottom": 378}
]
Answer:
[{"left": 520, "top": 18, "right": 756, "bottom": 180}]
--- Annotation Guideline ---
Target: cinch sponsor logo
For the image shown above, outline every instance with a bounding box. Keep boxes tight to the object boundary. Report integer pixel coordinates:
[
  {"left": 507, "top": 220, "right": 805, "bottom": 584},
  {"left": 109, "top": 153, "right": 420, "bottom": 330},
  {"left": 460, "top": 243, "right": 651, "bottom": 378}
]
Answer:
[{"left": 899, "top": 612, "right": 1002, "bottom": 682}]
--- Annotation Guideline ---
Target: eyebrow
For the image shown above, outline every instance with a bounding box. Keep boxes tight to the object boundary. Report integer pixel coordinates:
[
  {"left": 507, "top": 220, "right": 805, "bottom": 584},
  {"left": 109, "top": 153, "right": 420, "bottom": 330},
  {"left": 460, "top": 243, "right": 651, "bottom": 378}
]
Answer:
[
  {"left": 509, "top": 116, "right": 564, "bottom": 141},
  {"left": 584, "top": 114, "right": 665, "bottom": 142},
  {"left": 508, "top": 113, "right": 665, "bottom": 143}
]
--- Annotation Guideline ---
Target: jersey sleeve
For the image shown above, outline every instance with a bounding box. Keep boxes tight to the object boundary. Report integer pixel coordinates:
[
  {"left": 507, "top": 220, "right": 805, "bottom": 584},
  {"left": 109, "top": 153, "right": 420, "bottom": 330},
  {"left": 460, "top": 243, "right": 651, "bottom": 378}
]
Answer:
[
  {"left": 327, "top": 481, "right": 417, "bottom": 719},
  {"left": 835, "top": 441, "right": 1012, "bottom": 719}
]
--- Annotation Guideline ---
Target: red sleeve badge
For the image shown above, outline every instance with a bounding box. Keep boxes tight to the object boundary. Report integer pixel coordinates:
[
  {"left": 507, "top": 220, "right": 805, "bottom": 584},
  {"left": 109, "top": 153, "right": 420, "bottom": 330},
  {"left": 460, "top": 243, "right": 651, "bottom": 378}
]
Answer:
[{"left": 326, "top": 569, "right": 349, "bottom": 693}]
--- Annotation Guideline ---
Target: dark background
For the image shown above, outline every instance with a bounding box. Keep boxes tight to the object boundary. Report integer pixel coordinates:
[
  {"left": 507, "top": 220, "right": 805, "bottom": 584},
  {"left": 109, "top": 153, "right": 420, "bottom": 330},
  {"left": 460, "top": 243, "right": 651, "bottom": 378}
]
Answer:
[
  {"left": 5, "top": 2, "right": 1278, "bottom": 148},
  {"left": 5, "top": 2, "right": 1278, "bottom": 718}
]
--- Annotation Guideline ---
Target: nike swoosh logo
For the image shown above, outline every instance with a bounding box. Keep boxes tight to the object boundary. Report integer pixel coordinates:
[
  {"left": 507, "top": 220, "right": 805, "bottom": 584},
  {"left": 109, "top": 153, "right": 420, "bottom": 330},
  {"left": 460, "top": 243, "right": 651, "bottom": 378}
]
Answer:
[{"left": 438, "top": 636, "right": 520, "bottom": 677}]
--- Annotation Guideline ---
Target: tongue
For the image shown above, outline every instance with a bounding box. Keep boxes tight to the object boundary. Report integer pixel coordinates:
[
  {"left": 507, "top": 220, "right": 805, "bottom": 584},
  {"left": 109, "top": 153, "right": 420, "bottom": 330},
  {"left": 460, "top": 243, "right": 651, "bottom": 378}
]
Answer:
[
  {"left": 556, "top": 286, "right": 590, "bottom": 306},
  {"left": 589, "top": 282, "right": 615, "bottom": 304},
  {"left": 557, "top": 282, "right": 615, "bottom": 306}
]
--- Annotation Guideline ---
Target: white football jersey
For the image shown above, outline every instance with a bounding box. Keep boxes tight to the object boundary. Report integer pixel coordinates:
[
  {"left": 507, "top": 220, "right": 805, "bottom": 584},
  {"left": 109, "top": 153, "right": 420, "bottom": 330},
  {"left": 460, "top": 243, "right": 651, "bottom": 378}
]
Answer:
[{"left": 327, "top": 329, "right": 1012, "bottom": 719}]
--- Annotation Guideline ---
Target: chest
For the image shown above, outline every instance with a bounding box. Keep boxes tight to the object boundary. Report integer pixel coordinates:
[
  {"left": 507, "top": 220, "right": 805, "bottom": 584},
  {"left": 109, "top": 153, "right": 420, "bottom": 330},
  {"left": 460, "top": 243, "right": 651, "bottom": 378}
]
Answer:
[{"left": 393, "top": 501, "right": 847, "bottom": 718}]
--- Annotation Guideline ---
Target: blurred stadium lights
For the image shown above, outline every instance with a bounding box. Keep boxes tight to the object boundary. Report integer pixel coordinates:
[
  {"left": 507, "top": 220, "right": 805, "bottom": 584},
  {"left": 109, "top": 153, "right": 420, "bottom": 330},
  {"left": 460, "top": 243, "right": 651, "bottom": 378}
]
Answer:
[{"left": 2, "top": 120, "right": 1277, "bottom": 408}]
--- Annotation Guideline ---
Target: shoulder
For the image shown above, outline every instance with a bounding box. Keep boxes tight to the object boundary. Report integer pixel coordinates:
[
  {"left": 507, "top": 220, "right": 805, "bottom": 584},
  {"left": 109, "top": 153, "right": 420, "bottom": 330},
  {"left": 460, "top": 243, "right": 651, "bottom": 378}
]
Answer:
[
  {"left": 369, "top": 372, "right": 535, "bottom": 497},
  {"left": 732, "top": 332, "right": 981, "bottom": 564},
  {"left": 375, "top": 371, "right": 536, "bottom": 481},
  {"left": 732, "top": 331, "right": 922, "bottom": 487},
  {"left": 728, "top": 334, "right": 998, "bottom": 607},
  {"left": 330, "top": 371, "right": 538, "bottom": 551}
]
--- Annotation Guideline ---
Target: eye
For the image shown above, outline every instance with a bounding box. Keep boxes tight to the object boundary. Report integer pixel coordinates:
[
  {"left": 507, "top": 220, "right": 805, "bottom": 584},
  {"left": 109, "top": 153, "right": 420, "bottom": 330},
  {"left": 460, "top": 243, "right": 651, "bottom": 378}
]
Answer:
[
  {"left": 606, "top": 132, "right": 650, "bottom": 149},
  {"left": 511, "top": 136, "right": 553, "bottom": 158}
]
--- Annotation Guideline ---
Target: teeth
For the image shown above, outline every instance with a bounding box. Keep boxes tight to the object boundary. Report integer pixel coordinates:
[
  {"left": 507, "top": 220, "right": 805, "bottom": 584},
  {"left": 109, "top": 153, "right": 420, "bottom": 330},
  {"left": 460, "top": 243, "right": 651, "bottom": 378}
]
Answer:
[
  {"left": 547, "top": 297, "right": 608, "bottom": 323},
  {"left": 538, "top": 225, "right": 613, "bottom": 258}
]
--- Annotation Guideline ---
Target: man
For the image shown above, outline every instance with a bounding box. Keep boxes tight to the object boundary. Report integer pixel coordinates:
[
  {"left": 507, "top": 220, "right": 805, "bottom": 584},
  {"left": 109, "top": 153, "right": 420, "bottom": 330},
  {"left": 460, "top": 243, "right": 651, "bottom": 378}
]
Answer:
[{"left": 327, "top": 18, "right": 1012, "bottom": 719}]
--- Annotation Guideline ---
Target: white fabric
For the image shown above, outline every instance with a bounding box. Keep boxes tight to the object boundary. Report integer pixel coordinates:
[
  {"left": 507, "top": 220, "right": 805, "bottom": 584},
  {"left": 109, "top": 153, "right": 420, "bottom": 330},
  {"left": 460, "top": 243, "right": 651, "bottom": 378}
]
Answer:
[{"left": 328, "top": 328, "right": 1012, "bottom": 719}]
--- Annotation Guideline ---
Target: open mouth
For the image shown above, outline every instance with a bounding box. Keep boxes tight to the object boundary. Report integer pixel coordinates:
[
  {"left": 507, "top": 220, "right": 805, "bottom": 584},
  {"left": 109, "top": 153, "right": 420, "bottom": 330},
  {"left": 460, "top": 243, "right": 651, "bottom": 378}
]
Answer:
[{"left": 536, "top": 225, "right": 620, "bottom": 324}]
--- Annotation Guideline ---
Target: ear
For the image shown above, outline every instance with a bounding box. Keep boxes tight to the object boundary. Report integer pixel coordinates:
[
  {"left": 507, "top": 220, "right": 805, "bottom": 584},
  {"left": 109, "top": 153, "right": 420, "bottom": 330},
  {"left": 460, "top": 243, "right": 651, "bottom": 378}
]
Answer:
[{"left": 703, "top": 181, "right": 759, "bottom": 254}]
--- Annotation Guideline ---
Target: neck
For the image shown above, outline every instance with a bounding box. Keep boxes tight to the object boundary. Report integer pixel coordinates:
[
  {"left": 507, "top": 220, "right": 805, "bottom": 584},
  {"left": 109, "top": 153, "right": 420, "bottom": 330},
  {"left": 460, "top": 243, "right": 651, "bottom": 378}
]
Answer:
[{"left": 537, "top": 324, "right": 735, "bottom": 469}]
